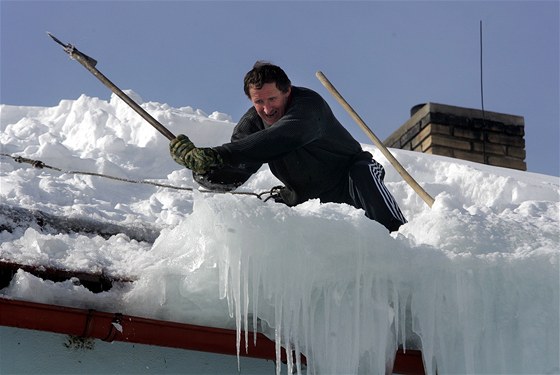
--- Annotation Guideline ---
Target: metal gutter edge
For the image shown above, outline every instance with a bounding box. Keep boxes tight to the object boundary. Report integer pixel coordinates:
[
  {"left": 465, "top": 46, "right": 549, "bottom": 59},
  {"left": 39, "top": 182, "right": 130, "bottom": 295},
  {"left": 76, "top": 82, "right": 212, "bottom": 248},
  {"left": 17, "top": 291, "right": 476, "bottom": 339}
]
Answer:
[
  {"left": 0, "top": 297, "right": 279, "bottom": 360},
  {"left": 0, "top": 297, "right": 424, "bottom": 374}
]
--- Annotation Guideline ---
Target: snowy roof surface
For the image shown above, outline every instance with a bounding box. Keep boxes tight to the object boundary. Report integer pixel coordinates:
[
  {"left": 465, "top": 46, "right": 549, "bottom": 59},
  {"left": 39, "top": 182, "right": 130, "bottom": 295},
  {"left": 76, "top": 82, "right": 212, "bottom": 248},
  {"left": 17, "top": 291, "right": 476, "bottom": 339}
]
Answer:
[{"left": 0, "top": 93, "right": 558, "bottom": 374}]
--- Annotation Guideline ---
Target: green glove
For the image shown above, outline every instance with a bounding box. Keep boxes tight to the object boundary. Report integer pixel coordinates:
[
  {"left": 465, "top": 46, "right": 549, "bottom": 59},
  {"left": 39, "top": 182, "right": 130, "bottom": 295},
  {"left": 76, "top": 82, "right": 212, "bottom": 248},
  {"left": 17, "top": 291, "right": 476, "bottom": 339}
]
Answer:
[
  {"left": 170, "top": 134, "right": 195, "bottom": 167},
  {"left": 184, "top": 148, "right": 224, "bottom": 174}
]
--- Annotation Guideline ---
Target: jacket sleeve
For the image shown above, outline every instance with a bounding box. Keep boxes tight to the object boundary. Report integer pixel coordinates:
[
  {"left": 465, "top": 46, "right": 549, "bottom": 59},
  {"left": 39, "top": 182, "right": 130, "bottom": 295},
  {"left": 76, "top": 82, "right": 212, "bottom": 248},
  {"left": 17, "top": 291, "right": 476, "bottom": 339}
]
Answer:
[
  {"left": 192, "top": 163, "right": 260, "bottom": 192},
  {"left": 193, "top": 109, "right": 263, "bottom": 191}
]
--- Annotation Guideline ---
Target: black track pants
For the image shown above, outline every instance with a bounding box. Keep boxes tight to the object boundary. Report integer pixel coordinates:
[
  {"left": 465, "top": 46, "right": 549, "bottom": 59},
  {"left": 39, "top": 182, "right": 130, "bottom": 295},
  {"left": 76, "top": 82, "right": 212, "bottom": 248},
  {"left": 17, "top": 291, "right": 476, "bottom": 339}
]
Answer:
[{"left": 348, "top": 159, "right": 407, "bottom": 232}]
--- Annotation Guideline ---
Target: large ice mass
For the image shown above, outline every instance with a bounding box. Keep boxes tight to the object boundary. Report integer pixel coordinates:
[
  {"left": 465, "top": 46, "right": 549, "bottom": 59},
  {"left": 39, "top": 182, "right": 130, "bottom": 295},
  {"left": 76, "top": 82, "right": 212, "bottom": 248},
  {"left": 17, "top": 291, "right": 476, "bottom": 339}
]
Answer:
[{"left": 1, "top": 92, "right": 558, "bottom": 374}]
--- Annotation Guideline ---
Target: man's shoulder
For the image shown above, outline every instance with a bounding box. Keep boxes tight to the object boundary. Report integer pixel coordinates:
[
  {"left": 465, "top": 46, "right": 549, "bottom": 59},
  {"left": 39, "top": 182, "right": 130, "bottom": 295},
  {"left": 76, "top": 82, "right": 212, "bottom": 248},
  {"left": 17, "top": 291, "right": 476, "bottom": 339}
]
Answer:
[
  {"left": 233, "top": 107, "right": 263, "bottom": 137},
  {"left": 291, "top": 86, "right": 327, "bottom": 109},
  {"left": 240, "top": 106, "right": 260, "bottom": 121},
  {"left": 292, "top": 86, "right": 322, "bottom": 99}
]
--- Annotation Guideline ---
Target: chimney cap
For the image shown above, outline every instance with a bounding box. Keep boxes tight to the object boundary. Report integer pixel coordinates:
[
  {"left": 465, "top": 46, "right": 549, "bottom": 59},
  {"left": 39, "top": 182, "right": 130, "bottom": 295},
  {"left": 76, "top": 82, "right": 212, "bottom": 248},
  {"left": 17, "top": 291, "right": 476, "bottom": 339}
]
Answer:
[{"left": 411, "top": 103, "right": 427, "bottom": 117}]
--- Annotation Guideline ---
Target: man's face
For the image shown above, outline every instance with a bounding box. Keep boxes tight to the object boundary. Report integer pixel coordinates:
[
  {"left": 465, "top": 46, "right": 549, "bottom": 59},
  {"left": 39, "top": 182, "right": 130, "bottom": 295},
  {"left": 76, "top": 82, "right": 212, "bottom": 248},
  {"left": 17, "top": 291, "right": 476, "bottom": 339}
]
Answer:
[{"left": 249, "top": 82, "right": 291, "bottom": 126}]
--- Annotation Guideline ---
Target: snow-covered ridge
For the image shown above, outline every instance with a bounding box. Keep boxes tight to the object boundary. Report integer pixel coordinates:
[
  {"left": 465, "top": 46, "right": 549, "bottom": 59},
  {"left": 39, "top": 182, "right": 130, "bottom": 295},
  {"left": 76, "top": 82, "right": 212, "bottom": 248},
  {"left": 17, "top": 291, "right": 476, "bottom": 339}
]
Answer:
[{"left": 1, "top": 93, "right": 558, "bottom": 374}]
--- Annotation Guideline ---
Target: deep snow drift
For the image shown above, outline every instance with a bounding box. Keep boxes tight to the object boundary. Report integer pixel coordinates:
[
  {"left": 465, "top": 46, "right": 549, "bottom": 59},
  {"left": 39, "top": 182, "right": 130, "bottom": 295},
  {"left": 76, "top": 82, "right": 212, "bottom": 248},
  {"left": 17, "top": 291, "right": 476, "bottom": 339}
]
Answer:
[{"left": 0, "top": 92, "right": 558, "bottom": 374}]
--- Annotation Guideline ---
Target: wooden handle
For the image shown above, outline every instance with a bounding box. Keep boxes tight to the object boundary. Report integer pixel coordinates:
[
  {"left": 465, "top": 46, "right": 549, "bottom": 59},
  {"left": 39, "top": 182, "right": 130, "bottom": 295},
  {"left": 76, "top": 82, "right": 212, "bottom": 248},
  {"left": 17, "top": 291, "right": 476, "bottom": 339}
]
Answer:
[{"left": 316, "top": 71, "right": 435, "bottom": 208}]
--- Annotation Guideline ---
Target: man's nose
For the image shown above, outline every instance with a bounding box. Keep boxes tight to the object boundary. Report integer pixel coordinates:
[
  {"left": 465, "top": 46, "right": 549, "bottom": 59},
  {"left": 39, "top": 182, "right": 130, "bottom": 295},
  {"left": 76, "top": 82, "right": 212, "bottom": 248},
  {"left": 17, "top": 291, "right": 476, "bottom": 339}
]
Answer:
[{"left": 263, "top": 104, "right": 274, "bottom": 114}]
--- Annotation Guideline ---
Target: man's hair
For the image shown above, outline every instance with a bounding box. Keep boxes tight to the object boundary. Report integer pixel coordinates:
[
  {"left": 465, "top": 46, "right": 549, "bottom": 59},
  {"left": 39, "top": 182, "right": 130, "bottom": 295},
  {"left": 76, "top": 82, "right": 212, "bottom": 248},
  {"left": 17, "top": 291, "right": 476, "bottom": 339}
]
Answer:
[{"left": 243, "top": 61, "right": 291, "bottom": 98}]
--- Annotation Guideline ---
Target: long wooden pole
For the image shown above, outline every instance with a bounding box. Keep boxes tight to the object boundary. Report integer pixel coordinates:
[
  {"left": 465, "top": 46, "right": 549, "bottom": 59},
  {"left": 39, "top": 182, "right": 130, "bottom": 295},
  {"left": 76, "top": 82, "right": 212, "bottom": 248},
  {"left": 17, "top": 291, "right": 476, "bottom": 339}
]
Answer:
[
  {"left": 48, "top": 32, "right": 176, "bottom": 141},
  {"left": 316, "top": 71, "right": 435, "bottom": 208}
]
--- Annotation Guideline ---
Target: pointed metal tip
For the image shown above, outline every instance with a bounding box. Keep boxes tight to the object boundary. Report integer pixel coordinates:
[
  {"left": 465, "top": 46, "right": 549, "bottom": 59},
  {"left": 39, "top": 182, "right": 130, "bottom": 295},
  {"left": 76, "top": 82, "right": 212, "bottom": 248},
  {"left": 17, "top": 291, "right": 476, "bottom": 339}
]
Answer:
[{"left": 46, "top": 32, "right": 68, "bottom": 48}]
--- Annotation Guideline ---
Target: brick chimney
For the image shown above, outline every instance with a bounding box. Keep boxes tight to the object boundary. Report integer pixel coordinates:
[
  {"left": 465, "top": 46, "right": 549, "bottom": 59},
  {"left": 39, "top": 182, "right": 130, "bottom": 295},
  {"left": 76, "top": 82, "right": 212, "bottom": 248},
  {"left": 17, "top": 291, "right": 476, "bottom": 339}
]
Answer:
[{"left": 383, "top": 102, "right": 526, "bottom": 171}]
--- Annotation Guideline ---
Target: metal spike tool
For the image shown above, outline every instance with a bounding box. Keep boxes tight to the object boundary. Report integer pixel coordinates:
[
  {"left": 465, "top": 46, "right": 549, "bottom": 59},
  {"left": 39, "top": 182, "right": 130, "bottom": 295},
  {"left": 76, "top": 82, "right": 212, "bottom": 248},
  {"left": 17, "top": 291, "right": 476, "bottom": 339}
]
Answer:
[
  {"left": 47, "top": 32, "right": 175, "bottom": 141},
  {"left": 47, "top": 32, "right": 98, "bottom": 67}
]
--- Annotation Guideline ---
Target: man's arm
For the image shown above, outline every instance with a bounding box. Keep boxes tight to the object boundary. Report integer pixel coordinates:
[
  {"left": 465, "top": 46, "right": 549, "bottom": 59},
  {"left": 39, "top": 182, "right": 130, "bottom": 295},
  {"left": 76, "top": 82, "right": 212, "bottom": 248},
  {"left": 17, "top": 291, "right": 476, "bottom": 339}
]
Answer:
[
  {"left": 191, "top": 108, "right": 265, "bottom": 191},
  {"left": 193, "top": 163, "right": 261, "bottom": 192}
]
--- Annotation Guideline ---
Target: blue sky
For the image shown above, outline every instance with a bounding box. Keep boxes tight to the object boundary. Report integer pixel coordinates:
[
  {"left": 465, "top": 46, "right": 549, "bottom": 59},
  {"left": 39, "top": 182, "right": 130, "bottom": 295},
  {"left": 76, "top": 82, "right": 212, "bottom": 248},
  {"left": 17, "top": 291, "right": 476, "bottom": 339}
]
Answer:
[{"left": 1, "top": 1, "right": 558, "bottom": 176}]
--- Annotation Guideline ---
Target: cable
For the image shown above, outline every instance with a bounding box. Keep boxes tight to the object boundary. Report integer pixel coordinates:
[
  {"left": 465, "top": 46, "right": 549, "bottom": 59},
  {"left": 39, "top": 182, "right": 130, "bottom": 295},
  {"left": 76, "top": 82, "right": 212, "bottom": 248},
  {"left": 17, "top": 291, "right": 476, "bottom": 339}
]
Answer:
[{"left": 0, "top": 153, "right": 263, "bottom": 199}]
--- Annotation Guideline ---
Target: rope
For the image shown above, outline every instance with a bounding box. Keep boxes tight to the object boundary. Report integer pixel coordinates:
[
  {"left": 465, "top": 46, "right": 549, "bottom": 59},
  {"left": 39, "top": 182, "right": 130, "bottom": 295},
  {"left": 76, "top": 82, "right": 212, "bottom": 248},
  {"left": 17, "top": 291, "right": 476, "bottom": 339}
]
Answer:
[{"left": 0, "top": 153, "right": 269, "bottom": 199}]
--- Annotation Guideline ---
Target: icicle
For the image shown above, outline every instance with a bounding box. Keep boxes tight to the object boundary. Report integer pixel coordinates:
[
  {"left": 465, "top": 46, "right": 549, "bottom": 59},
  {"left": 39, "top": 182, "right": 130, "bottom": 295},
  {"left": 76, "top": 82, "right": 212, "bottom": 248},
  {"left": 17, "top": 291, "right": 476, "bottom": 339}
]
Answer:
[
  {"left": 275, "top": 292, "right": 285, "bottom": 375},
  {"left": 275, "top": 324, "right": 282, "bottom": 375},
  {"left": 231, "top": 254, "right": 242, "bottom": 371},
  {"left": 243, "top": 254, "right": 250, "bottom": 354},
  {"left": 219, "top": 244, "right": 230, "bottom": 301},
  {"left": 294, "top": 328, "right": 302, "bottom": 375},
  {"left": 251, "top": 262, "right": 260, "bottom": 346}
]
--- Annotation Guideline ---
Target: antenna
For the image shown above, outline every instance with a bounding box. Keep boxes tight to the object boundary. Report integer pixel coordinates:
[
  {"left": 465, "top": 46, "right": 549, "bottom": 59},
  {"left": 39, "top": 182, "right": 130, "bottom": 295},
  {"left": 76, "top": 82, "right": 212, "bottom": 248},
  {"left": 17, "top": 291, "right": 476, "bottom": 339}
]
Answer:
[{"left": 480, "top": 20, "right": 487, "bottom": 163}]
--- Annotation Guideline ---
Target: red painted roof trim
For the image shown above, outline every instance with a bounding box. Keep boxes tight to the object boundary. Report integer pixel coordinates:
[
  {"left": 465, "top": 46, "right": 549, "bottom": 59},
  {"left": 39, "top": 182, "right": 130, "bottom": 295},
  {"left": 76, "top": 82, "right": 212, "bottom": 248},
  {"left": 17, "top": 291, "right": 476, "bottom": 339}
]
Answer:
[
  {"left": 0, "top": 296, "right": 424, "bottom": 373},
  {"left": 0, "top": 297, "right": 279, "bottom": 360}
]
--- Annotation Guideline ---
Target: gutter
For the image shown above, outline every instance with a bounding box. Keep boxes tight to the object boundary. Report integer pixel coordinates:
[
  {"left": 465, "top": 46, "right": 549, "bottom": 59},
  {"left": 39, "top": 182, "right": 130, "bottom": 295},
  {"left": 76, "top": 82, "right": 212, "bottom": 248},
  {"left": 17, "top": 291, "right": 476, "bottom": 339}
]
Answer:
[
  {"left": 0, "top": 297, "right": 425, "bottom": 374},
  {"left": 0, "top": 297, "right": 280, "bottom": 361}
]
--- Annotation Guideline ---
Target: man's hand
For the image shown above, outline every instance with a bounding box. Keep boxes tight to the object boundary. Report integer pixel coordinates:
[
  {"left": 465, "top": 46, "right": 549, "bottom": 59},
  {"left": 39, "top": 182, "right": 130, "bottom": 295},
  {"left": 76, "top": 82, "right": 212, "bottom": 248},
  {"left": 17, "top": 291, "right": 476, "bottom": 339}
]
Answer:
[
  {"left": 184, "top": 148, "right": 224, "bottom": 174},
  {"left": 170, "top": 134, "right": 223, "bottom": 173},
  {"left": 170, "top": 134, "right": 195, "bottom": 168}
]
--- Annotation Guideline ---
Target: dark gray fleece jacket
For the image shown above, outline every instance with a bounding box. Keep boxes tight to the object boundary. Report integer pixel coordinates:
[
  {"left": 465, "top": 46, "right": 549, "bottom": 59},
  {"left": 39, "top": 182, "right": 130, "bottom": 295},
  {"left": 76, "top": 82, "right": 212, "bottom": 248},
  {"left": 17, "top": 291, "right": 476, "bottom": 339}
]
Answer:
[{"left": 205, "top": 86, "right": 371, "bottom": 205}]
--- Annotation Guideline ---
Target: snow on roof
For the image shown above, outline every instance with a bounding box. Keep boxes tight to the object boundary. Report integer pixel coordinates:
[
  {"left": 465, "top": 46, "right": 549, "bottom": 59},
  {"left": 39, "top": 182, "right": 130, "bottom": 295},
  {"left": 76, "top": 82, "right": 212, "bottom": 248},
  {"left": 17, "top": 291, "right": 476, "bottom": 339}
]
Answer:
[{"left": 0, "top": 93, "right": 558, "bottom": 374}]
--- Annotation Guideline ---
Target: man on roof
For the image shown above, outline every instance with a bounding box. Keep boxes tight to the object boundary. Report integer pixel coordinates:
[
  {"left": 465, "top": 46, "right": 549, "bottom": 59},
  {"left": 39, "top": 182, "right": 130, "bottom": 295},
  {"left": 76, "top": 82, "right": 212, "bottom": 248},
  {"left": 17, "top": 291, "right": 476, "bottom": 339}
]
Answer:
[{"left": 170, "top": 61, "right": 407, "bottom": 232}]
